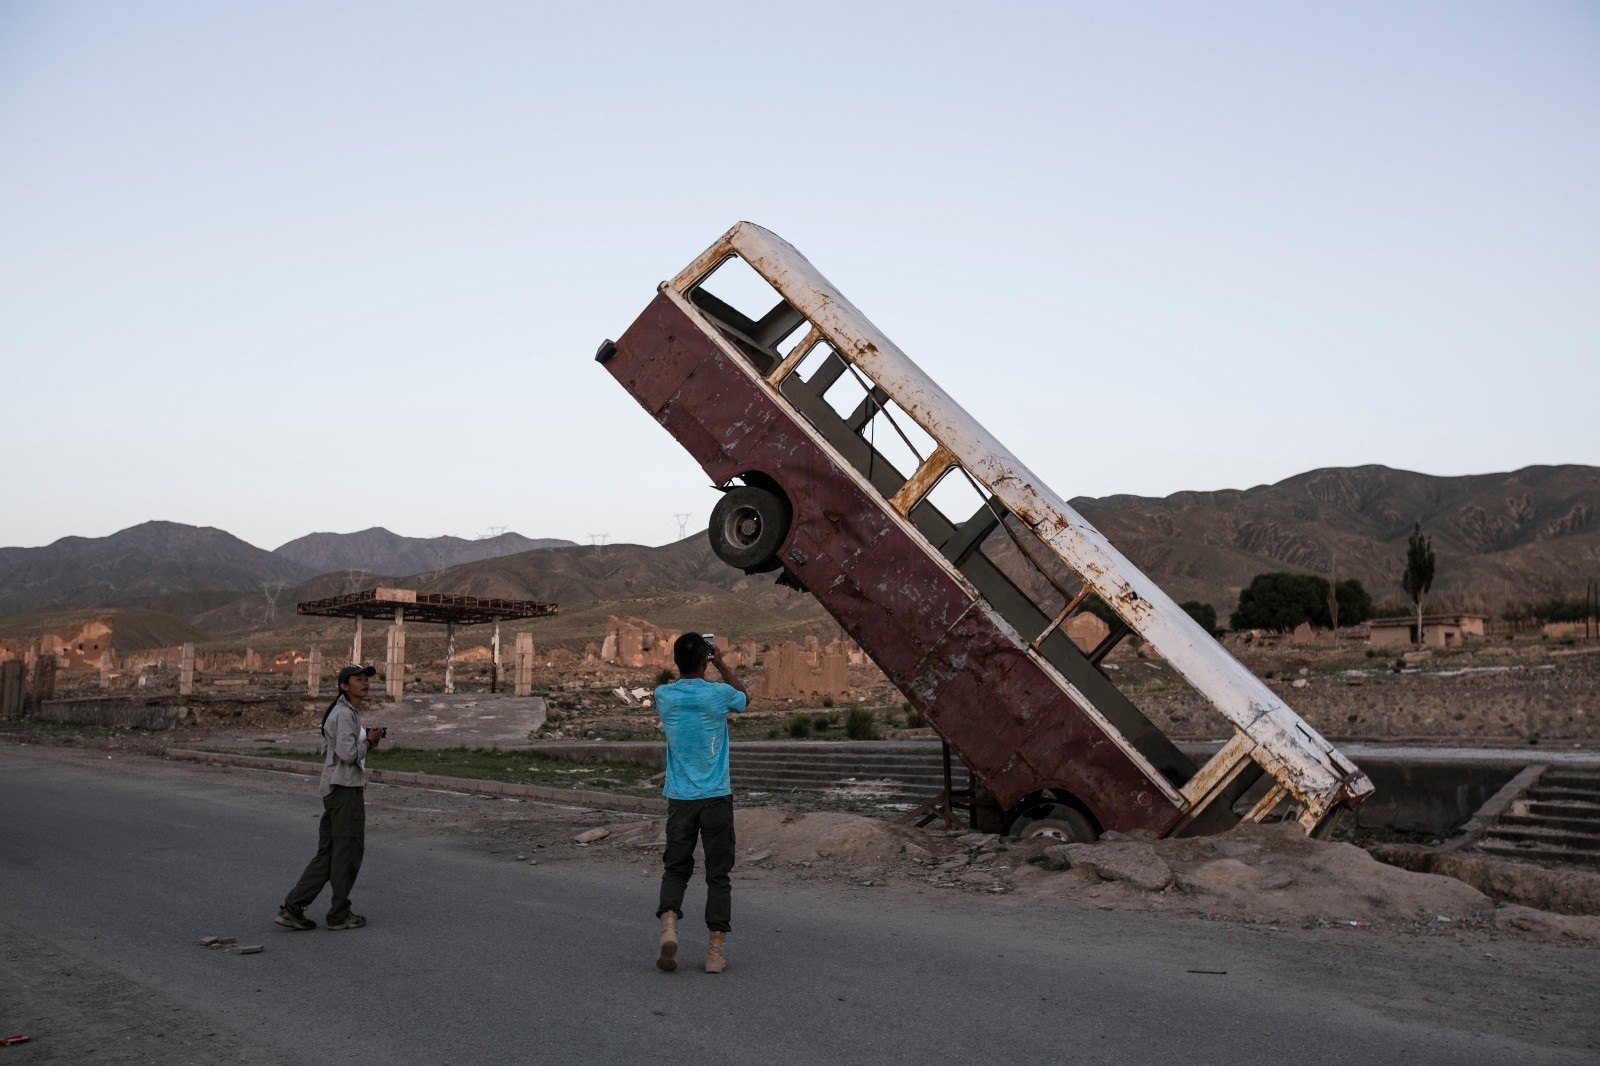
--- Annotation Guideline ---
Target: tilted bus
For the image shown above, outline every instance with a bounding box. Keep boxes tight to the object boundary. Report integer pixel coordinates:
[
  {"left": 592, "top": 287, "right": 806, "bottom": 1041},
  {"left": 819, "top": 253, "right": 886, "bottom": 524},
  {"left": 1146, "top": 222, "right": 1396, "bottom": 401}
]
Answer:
[{"left": 597, "top": 222, "right": 1373, "bottom": 840}]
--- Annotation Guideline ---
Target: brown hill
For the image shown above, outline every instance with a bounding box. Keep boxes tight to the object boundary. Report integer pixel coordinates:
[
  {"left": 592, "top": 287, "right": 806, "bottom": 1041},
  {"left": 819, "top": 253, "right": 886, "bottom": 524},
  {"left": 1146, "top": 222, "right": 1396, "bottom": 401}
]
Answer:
[
  {"left": 0, "top": 521, "right": 310, "bottom": 617},
  {"left": 1075, "top": 464, "right": 1600, "bottom": 617},
  {"left": 272, "top": 527, "right": 574, "bottom": 576}
]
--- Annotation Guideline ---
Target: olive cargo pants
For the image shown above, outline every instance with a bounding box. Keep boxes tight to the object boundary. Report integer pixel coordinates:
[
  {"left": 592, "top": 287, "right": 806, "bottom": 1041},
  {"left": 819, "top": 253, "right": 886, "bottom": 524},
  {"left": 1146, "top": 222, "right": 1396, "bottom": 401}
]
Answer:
[{"left": 283, "top": 784, "right": 365, "bottom": 923}]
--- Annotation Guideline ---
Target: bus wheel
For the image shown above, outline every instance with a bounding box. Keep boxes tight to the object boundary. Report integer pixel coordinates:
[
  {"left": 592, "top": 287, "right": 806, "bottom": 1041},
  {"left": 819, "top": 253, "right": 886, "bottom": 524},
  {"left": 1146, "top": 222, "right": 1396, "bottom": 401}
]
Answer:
[
  {"left": 1009, "top": 803, "right": 1096, "bottom": 843},
  {"left": 708, "top": 486, "right": 791, "bottom": 572}
]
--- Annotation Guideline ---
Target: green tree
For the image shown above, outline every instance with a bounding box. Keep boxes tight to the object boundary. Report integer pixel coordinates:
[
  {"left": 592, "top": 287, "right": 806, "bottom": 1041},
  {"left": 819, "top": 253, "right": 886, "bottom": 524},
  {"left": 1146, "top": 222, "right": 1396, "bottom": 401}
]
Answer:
[
  {"left": 1401, "top": 522, "right": 1436, "bottom": 645},
  {"left": 1333, "top": 579, "right": 1374, "bottom": 626},
  {"left": 1230, "top": 573, "right": 1326, "bottom": 631},
  {"left": 1179, "top": 601, "right": 1218, "bottom": 636},
  {"left": 1229, "top": 573, "right": 1373, "bottom": 631}
]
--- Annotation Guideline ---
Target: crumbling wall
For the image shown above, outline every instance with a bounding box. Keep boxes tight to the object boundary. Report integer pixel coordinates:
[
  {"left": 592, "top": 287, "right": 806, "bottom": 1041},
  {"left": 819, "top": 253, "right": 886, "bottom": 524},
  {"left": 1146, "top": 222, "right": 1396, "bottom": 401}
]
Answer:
[
  {"left": 25, "top": 617, "right": 114, "bottom": 670},
  {"left": 601, "top": 616, "right": 677, "bottom": 669},
  {"left": 752, "top": 640, "right": 850, "bottom": 700}
]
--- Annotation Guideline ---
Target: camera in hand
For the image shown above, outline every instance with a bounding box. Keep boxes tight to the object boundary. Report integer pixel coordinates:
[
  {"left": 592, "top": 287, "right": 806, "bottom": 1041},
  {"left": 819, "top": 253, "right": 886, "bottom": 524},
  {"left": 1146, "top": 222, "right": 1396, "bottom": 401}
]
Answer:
[{"left": 369, "top": 726, "right": 387, "bottom": 741}]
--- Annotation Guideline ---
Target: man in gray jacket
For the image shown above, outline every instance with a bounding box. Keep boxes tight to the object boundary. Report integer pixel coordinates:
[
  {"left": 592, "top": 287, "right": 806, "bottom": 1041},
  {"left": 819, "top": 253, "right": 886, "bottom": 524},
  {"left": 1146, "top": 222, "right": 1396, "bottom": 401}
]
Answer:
[{"left": 276, "top": 664, "right": 384, "bottom": 931}]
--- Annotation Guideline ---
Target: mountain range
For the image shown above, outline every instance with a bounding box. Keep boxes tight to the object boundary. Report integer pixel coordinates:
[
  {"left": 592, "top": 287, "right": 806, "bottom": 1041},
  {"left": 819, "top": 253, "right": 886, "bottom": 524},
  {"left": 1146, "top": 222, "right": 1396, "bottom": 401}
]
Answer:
[
  {"left": 0, "top": 465, "right": 1594, "bottom": 639},
  {"left": 0, "top": 522, "right": 575, "bottom": 618}
]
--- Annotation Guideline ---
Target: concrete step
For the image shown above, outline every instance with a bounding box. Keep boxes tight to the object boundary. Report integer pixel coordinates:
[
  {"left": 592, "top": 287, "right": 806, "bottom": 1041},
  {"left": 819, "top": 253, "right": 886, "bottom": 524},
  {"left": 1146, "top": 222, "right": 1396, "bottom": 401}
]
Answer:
[
  {"left": 1480, "top": 824, "right": 1600, "bottom": 853},
  {"left": 1541, "top": 771, "right": 1600, "bottom": 789},
  {"left": 1472, "top": 840, "right": 1600, "bottom": 871},
  {"left": 730, "top": 767, "right": 963, "bottom": 793},
  {"left": 728, "top": 748, "right": 970, "bottom": 796},
  {"left": 730, "top": 751, "right": 966, "bottom": 769},
  {"left": 1526, "top": 785, "right": 1600, "bottom": 805},
  {"left": 1502, "top": 812, "right": 1600, "bottom": 834}
]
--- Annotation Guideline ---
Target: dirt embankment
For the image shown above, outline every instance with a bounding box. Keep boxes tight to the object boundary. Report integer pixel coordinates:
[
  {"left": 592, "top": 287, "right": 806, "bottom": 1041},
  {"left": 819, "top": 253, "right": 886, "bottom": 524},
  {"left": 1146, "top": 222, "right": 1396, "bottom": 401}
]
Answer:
[{"left": 568, "top": 808, "right": 1600, "bottom": 942}]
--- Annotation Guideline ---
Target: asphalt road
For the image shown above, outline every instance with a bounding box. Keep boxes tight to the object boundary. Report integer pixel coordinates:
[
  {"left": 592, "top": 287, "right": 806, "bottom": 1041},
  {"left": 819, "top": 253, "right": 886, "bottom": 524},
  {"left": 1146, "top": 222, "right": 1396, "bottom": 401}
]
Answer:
[{"left": 1, "top": 749, "right": 1593, "bottom": 1065}]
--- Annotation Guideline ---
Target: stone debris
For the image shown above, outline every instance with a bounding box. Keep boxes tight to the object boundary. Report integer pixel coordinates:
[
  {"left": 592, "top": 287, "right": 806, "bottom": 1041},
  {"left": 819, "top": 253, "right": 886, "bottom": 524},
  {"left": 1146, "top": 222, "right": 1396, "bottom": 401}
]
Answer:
[
  {"left": 573, "top": 827, "right": 610, "bottom": 844},
  {"left": 1039, "top": 841, "right": 1174, "bottom": 892},
  {"left": 199, "top": 937, "right": 237, "bottom": 949},
  {"left": 237, "top": 945, "right": 263, "bottom": 955}
]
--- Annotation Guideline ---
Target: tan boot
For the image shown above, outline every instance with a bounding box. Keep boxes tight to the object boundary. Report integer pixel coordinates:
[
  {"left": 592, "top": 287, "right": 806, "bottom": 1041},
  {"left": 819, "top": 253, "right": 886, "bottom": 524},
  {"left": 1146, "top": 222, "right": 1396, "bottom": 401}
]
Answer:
[
  {"left": 705, "top": 930, "right": 727, "bottom": 974},
  {"left": 656, "top": 912, "right": 679, "bottom": 972}
]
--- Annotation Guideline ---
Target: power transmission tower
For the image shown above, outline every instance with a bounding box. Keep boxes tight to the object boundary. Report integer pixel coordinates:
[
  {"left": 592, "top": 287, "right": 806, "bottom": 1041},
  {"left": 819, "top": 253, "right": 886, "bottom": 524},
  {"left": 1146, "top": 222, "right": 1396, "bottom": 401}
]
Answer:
[
  {"left": 260, "top": 581, "right": 286, "bottom": 622},
  {"left": 674, "top": 513, "right": 690, "bottom": 539},
  {"left": 588, "top": 533, "right": 609, "bottom": 551}
]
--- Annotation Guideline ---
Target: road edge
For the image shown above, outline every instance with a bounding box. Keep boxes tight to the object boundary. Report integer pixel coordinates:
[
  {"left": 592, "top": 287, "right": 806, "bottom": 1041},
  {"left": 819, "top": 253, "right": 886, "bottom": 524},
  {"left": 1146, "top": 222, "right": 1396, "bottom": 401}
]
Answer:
[{"left": 163, "top": 748, "right": 667, "bottom": 816}]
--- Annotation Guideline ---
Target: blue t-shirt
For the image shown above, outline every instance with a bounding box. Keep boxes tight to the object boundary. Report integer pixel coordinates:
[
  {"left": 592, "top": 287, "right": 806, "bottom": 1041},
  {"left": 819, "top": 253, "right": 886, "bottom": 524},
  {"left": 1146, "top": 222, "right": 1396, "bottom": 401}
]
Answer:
[{"left": 655, "top": 678, "right": 748, "bottom": 800}]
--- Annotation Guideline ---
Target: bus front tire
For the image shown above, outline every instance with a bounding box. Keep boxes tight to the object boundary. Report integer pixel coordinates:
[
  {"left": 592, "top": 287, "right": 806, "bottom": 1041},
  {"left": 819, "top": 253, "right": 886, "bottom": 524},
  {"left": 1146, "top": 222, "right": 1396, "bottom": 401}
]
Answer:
[
  {"left": 708, "top": 486, "right": 791, "bottom": 572},
  {"left": 1009, "top": 803, "right": 1096, "bottom": 844}
]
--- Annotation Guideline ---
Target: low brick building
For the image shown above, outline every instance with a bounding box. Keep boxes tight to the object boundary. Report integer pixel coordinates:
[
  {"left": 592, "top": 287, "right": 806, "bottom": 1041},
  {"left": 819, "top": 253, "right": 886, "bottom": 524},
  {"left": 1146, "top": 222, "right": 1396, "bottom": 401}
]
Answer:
[{"left": 1369, "top": 613, "right": 1487, "bottom": 649}]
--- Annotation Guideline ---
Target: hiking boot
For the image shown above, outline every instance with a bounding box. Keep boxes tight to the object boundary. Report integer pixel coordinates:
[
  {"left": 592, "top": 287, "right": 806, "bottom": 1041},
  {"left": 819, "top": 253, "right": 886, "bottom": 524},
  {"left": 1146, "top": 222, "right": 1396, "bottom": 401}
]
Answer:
[
  {"left": 326, "top": 913, "right": 366, "bottom": 931},
  {"left": 656, "top": 912, "right": 678, "bottom": 972},
  {"left": 274, "top": 907, "right": 316, "bottom": 931},
  {"left": 705, "top": 930, "right": 727, "bottom": 974}
]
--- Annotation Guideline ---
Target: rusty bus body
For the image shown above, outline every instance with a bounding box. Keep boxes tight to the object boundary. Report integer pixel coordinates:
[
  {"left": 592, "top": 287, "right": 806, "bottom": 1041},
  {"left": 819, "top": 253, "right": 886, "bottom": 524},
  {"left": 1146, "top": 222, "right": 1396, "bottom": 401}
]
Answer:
[{"left": 598, "top": 222, "right": 1372, "bottom": 839}]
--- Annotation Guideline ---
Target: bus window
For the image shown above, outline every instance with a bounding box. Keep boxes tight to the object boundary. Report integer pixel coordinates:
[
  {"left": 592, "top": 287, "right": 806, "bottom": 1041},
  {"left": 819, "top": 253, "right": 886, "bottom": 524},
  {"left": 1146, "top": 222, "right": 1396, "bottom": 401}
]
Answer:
[
  {"left": 687, "top": 254, "right": 807, "bottom": 375},
  {"left": 855, "top": 395, "right": 937, "bottom": 491}
]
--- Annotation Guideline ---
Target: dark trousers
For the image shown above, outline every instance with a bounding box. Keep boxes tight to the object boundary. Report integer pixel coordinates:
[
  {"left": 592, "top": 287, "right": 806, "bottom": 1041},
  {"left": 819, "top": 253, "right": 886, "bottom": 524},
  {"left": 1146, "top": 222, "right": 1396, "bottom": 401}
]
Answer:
[
  {"left": 283, "top": 785, "right": 365, "bottom": 922},
  {"left": 656, "top": 795, "right": 735, "bottom": 932}
]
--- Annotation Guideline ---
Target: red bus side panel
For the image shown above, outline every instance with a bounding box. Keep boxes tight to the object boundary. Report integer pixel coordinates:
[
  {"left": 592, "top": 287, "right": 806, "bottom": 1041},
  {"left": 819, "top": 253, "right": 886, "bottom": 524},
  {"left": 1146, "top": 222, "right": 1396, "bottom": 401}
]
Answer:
[{"left": 606, "top": 293, "right": 1183, "bottom": 836}]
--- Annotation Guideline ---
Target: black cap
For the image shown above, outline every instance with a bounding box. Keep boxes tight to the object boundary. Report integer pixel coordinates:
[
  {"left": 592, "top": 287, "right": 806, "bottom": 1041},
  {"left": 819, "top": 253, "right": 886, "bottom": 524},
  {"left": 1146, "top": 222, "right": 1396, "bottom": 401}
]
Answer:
[{"left": 337, "top": 665, "right": 377, "bottom": 686}]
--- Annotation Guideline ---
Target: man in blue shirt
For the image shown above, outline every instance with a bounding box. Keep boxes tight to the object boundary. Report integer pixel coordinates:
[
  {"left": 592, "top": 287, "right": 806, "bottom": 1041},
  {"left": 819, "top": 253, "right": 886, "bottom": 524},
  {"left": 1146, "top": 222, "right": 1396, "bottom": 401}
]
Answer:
[{"left": 654, "top": 631, "right": 748, "bottom": 974}]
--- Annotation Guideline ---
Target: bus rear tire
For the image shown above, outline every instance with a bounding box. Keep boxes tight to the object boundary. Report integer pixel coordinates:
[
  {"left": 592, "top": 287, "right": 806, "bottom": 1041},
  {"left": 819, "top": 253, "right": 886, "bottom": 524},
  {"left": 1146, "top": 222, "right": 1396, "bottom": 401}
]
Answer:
[
  {"left": 708, "top": 486, "right": 791, "bottom": 572},
  {"left": 1009, "top": 803, "right": 1096, "bottom": 844}
]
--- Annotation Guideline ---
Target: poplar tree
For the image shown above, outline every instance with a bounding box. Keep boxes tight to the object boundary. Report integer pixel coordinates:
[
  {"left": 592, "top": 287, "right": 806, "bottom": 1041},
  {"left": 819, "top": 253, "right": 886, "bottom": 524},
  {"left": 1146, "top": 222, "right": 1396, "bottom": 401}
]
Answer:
[{"left": 1402, "top": 522, "right": 1436, "bottom": 645}]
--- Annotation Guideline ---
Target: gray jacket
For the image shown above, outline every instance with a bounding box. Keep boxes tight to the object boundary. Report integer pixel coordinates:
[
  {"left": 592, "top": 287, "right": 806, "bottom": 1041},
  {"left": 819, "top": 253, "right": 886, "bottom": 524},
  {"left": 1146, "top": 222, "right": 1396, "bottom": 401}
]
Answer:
[{"left": 319, "top": 695, "right": 367, "bottom": 796}]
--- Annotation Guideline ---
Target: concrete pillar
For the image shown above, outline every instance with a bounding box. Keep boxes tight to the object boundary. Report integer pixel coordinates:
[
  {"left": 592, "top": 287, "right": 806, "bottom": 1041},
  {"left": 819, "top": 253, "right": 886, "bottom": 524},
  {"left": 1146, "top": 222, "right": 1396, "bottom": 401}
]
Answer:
[
  {"left": 31, "top": 653, "right": 58, "bottom": 705},
  {"left": 351, "top": 615, "right": 363, "bottom": 666},
  {"left": 490, "top": 618, "right": 502, "bottom": 694},
  {"left": 99, "top": 651, "right": 112, "bottom": 690},
  {"left": 307, "top": 647, "right": 323, "bottom": 697},
  {"left": 179, "top": 644, "right": 195, "bottom": 696},
  {"left": 0, "top": 661, "right": 25, "bottom": 718},
  {"left": 386, "top": 618, "right": 406, "bottom": 702},
  {"left": 514, "top": 633, "right": 534, "bottom": 697},
  {"left": 443, "top": 621, "right": 456, "bottom": 695}
]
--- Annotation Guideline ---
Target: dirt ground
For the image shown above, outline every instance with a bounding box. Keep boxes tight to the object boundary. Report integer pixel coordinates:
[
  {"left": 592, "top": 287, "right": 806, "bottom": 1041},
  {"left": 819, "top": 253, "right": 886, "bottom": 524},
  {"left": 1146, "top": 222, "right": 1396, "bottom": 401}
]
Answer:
[{"left": 6, "top": 741, "right": 1600, "bottom": 1062}]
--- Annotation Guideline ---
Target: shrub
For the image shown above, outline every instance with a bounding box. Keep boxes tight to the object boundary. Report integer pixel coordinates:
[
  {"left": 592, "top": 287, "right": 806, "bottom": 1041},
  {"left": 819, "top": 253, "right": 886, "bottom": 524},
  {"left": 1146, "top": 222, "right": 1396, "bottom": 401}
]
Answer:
[
  {"left": 766, "top": 727, "right": 780, "bottom": 739},
  {"left": 655, "top": 668, "right": 674, "bottom": 686},
  {"left": 788, "top": 716, "right": 812, "bottom": 739},
  {"left": 821, "top": 695, "right": 834, "bottom": 708},
  {"left": 813, "top": 713, "right": 831, "bottom": 731},
  {"left": 844, "top": 708, "right": 877, "bottom": 740},
  {"left": 902, "top": 702, "right": 926, "bottom": 728}
]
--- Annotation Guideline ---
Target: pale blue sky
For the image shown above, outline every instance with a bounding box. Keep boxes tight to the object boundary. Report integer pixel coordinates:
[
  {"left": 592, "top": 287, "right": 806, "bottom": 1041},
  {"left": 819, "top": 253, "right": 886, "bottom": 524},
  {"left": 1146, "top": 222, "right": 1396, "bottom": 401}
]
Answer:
[{"left": 3, "top": 1, "right": 1596, "bottom": 553}]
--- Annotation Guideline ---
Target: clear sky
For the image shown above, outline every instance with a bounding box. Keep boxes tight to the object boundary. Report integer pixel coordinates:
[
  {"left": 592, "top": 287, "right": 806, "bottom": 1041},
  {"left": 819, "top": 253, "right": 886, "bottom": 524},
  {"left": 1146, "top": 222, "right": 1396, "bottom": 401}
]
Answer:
[{"left": 3, "top": 1, "right": 1596, "bottom": 552}]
